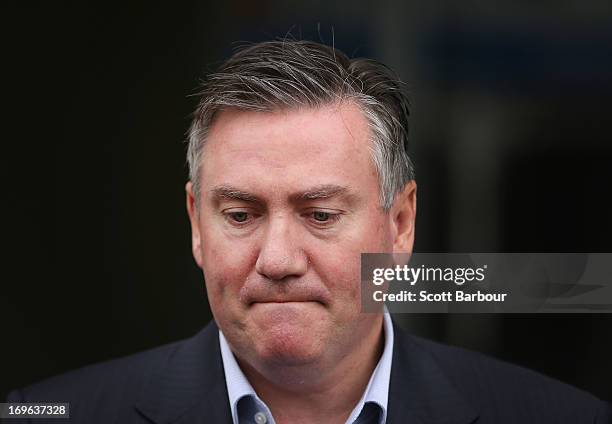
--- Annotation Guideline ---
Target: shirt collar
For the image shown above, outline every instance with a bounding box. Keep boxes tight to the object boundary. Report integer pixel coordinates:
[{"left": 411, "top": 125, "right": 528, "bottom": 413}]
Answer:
[
  {"left": 346, "top": 310, "right": 394, "bottom": 424},
  {"left": 219, "top": 310, "right": 394, "bottom": 424},
  {"left": 218, "top": 329, "right": 269, "bottom": 424}
]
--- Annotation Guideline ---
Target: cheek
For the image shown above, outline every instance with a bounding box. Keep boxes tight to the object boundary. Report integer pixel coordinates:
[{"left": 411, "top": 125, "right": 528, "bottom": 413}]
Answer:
[
  {"left": 313, "top": 213, "right": 392, "bottom": 298},
  {"left": 364, "top": 211, "right": 393, "bottom": 252},
  {"left": 310, "top": 243, "right": 364, "bottom": 304},
  {"left": 199, "top": 226, "right": 257, "bottom": 301}
]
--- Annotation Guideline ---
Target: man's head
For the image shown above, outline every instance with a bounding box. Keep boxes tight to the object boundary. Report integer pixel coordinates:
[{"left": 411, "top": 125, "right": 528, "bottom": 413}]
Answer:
[
  {"left": 187, "top": 40, "right": 414, "bottom": 211},
  {"left": 185, "top": 40, "right": 416, "bottom": 383}
]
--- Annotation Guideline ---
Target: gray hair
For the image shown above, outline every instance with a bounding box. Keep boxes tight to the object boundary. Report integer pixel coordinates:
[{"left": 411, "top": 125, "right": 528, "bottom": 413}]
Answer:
[{"left": 187, "top": 40, "right": 414, "bottom": 210}]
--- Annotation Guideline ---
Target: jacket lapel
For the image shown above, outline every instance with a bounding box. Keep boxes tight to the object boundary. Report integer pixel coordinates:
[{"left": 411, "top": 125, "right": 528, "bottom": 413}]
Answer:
[
  {"left": 135, "top": 321, "right": 232, "bottom": 424},
  {"left": 387, "top": 321, "right": 479, "bottom": 424}
]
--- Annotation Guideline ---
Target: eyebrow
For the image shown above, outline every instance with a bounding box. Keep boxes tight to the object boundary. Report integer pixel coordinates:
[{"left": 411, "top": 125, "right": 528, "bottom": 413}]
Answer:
[
  {"left": 290, "top": 184, "right": 353, "bottom": 202},
  {"left": 210, "top": 186, "right": 264, "bottom": 204},
  {"left": 209, "top": 184, "right": 358, "bottom": 205}
]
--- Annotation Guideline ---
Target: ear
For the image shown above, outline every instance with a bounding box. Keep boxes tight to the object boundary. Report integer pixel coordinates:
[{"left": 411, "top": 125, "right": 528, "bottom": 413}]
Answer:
[
  {"left": 390, "top": 180, "right": 417, "bottom": 253},
  {"left": 186, "top": 181, "right": 204, "bottom": 268}
]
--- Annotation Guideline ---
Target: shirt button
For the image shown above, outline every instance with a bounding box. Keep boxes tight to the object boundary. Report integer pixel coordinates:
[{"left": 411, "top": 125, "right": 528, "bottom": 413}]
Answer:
[{"left": 254, "top": 411, "right": 267, "bottom": 424}]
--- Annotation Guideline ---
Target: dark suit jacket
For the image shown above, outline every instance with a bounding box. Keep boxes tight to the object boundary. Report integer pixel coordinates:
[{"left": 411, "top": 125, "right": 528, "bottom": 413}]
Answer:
[{"left": 5, "top": 320, "right": 611, "bottom": 424}]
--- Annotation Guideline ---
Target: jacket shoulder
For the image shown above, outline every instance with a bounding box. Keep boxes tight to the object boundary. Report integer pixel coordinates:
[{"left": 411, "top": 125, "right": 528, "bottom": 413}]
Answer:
[
  {"left": 6, "top": 324, "right": 223, "bottom": 424},
  {"left": 15, "top": 339, "right": 182, "bottom": 402},
  {"left": 405, "top": 333, "right": 611, "bottom": 423}
]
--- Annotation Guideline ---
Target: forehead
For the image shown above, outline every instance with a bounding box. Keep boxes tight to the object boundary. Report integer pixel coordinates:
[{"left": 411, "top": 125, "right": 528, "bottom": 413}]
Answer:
[{"left": 200, "top": 102, "right": 379, "bottom": 201}]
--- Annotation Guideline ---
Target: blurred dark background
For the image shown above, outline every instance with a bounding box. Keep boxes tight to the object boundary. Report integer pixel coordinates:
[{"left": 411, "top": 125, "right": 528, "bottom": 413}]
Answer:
[{"left": 2, "top": 1, "right": 611, "bottom": 401}]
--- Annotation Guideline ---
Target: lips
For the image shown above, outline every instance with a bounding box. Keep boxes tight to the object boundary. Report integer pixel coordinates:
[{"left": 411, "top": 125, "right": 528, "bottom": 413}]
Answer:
[
  {"left": 238, "top": 280, "right": 330, "bottom": 306},
  {"left": 252, "top": 299, "right": 321, "bottom": 305},
  {"left": 248, "top": 295, "right": 326, "bottom": 306}
]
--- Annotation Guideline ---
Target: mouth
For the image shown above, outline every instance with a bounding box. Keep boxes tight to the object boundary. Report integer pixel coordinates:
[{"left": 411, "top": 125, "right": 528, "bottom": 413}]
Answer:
[
  {"left": 250, "top": 300, "right": 323, "bottom": 306},
  {"left": 240, "top": 284, "right": 330, "bottom": 307},
  {"left": 249, "top": 299, "right": 323, "bottom": 308}
]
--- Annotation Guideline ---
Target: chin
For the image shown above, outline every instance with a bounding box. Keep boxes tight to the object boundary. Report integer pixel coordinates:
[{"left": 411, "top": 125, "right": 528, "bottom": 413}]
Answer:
[
  {"left": 255, "top": 331, "right": 324, "bottom": 367},
  {"left": 224, "top": 303, "right": 332, "bottom": 367},
  {"left": 247, "top": 314, "right": 327, "bottom": 367}
]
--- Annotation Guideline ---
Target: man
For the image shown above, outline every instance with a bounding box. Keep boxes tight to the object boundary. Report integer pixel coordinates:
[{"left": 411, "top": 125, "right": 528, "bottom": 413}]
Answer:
[{"left": 6, "top": 40, "right": 610, "bottom": 424}]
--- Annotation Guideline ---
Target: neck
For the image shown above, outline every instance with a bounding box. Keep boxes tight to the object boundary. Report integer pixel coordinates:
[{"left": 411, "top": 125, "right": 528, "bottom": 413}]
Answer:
[{"left": 238, "top": 315, "right": 384, "bottom": 424}]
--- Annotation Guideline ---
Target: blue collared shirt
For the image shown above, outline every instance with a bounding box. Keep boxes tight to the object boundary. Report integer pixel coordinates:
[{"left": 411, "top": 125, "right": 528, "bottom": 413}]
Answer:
[{"left": 219, "top": 312, "right": 394, "bottom": 424}]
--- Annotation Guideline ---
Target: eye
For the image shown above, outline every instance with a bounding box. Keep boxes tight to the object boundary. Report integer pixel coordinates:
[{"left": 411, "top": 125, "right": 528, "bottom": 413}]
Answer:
[
  {"left": 229, "top": 212, "right": 249, "bottom": 223},
  {"left": 224, "top": 210, "right": 256, "bottom": 226},
  {"left": 307, "top": 210, "right": 342, "bottom": 226},
  {"left": 313, "top": 211, "right": 331, "bottom": 222}
]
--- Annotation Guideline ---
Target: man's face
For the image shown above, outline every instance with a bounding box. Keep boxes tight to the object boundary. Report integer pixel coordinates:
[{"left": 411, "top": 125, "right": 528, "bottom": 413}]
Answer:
[{"left": 187, "top": 102, "right": 415, "bottom": 371}]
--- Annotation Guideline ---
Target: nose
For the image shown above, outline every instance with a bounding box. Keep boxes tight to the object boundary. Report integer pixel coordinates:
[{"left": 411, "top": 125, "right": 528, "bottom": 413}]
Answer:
[{"left": 255, "top": 215, "right": 308, "bottom": 281}]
